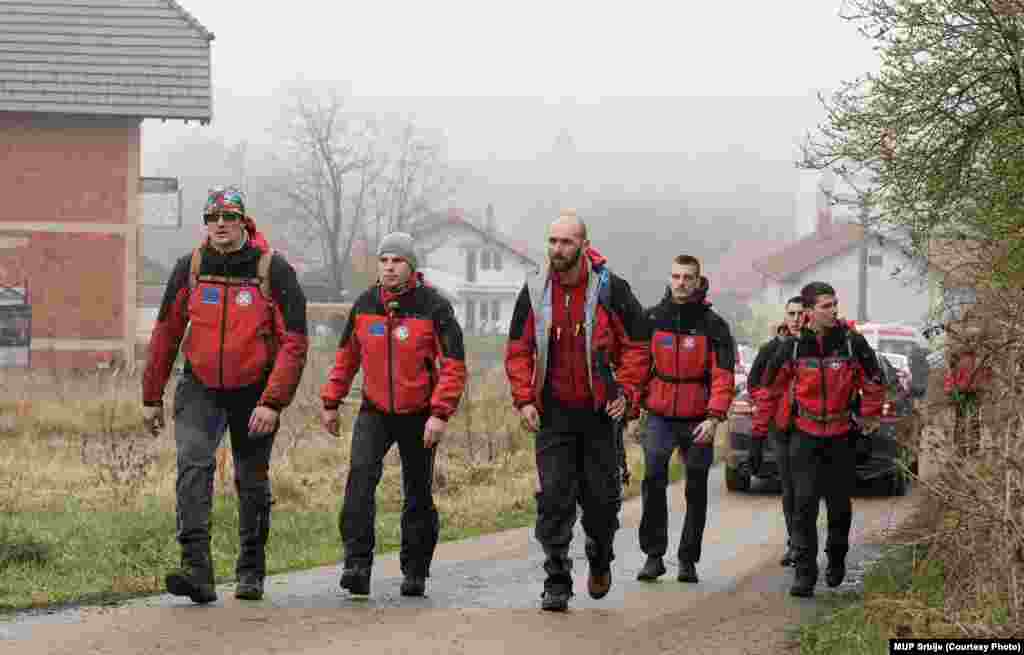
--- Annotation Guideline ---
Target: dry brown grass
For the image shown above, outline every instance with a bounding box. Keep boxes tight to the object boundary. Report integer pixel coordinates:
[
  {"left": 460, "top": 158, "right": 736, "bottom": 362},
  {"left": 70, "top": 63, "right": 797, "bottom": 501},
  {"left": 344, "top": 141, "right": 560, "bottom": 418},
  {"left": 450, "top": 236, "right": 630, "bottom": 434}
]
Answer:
[{"left": 0, "top": 349, "right": 652, "bottom": 530}]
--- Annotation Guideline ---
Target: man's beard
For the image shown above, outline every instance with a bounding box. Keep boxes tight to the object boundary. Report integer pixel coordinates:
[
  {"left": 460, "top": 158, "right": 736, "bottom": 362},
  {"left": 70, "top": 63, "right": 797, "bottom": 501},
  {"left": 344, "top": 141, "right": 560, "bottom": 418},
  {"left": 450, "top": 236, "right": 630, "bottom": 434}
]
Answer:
[{"left": 549, "top": 246, "right": 581, "bottom": 273}]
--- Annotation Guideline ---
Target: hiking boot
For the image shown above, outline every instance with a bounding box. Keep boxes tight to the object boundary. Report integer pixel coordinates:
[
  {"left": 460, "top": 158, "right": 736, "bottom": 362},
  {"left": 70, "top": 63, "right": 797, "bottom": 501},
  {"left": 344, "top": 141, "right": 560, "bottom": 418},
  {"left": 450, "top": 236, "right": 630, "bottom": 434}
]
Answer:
[
  {"left": 790, "top": 569, "right": 817, "bottom": 598},
  {"left": 637, "top": 556, "right": 667, "bottom": 582},
  {"left": 165, "top": 564, "right": 217, "bottom": 604},
  {"left": 540, "top": 587, "right": 572, "bottom": 612},
  {"left": 339, "top": 566, "right": 371, "bottom": 596},
  {"left": 587, "top": 568, "right": 611, "bottom": 599},
  {"left": 400, "top": 575, "right": 426, "bottom": 597},
  {"left": 234, "top": 572, "right": 264, "bottom": 600},
  {"left": 677, "top": 561, "right": 699, "bottom": 584},
  {"left": 780, "top": 546, "right": 797, "bottom": 567},
  {"left": 825, "top": 559, "right": 847, "bottom": 588}
]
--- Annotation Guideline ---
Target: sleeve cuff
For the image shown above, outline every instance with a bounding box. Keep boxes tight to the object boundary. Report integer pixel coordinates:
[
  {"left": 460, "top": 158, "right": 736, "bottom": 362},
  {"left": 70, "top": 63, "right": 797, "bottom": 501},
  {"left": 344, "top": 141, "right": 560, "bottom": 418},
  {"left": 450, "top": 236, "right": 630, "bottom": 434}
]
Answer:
[
  {"left": 259, "top": 400, "right": 283, "bottom": 412},
  {"left": 323, "top": 401, "right": 341, "bottom": 410},
  {"left": 143, "top": 400, "right": 163, "bottom": 408},
  {"left": 430, "top": 410, "right": 451, "bottom": 421}
]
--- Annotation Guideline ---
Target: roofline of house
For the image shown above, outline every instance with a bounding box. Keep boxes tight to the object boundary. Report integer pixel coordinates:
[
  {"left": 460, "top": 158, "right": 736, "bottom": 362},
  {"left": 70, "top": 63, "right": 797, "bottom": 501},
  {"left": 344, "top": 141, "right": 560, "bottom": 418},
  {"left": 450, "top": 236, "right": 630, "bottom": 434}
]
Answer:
[
  {"left": 412, "top": 214, "right": 541, "bottom": 269},
  {"left": 164, "top": 0, "right": 216, "bottom": 41}
]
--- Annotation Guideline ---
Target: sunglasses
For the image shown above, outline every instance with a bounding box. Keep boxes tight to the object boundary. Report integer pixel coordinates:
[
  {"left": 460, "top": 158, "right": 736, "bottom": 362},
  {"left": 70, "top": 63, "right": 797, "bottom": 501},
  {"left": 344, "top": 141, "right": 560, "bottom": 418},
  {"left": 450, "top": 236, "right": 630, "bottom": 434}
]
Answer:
[{"left": 203, "top": 212, "right": 243, "bottom": 225}]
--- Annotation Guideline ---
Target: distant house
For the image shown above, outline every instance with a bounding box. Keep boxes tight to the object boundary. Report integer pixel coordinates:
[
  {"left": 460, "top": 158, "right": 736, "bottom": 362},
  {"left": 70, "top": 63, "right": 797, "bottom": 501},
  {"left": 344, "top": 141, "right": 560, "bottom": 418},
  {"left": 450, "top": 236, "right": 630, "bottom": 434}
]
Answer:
[
  {"left": 750, "top": 214, "right": 929, "bottom": 325},
  {"left": 410, "top": 207, "right": 541, "bottom": 336},
  {"left": 0, "top": 0, "right": 213, "bottom": 369}
]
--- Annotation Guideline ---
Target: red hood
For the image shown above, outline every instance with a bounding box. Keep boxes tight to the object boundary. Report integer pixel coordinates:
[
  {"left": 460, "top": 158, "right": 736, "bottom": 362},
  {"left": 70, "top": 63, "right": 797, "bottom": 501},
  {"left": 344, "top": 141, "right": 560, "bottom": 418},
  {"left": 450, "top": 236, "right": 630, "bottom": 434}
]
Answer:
[{"left": 585, "top": 246, "right": 607, "bottom": 269}]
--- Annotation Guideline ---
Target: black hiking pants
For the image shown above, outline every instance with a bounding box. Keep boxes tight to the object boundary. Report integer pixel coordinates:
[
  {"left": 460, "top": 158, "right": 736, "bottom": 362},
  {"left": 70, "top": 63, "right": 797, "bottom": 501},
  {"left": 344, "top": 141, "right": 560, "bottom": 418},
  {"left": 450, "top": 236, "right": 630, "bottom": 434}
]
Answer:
[
  {"left": 340, "top": 407, "right": 439, "bottom": 578},
  {"left": 173, "top": 372, "right": 275, "bottom": 579},
  {"left": 534, "top": 399, "right": 621, "bottom": 592}
]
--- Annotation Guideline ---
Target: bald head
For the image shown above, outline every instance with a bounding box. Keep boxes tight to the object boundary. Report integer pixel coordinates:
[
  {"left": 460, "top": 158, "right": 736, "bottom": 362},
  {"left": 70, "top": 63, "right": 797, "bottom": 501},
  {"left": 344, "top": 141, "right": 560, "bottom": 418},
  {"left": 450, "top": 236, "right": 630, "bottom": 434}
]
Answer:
[{"left": 549, "top": 208, "right": 588, "bottom": 241}]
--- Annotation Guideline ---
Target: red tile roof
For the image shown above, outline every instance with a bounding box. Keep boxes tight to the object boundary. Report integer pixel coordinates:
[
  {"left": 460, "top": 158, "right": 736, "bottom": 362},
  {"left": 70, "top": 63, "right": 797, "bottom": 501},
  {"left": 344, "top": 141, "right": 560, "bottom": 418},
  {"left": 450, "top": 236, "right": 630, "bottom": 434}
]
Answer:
[
  {"left": 707, "top": 238, "right": 789, "bottom": 300},
  {"left": 752, "top": 223, "right": 865, "bottom": 282}
]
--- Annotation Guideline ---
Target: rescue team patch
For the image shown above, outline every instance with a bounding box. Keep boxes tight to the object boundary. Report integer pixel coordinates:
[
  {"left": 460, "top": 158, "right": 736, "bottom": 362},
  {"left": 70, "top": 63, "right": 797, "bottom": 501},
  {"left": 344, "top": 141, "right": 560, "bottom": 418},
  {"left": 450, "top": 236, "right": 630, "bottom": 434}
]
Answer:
[
  {"left": 236, "top": 290, "right": 253, "bottom": 307},
  {"left": 201, "top": 287, "right": 221, "bottom": 305},
  {"left": 659, "top": 335, "right": 673, "bottom": 347},
  {"left": 683, "top": 336, "right": 696, "bottom": 349},
  {"left": 395, "top": 325, "right": 410, "bottom": 341},
  {"left": 369, "top": 323, "right": 386, "bottom": 336}
]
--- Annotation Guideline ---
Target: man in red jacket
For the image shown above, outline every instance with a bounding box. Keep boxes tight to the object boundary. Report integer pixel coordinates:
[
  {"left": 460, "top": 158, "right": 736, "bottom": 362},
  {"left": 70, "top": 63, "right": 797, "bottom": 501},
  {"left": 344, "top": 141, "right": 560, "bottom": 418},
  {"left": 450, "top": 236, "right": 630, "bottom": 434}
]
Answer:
[
  {"left": 143, "top": 186, "right": 309, "bottom": 604},
  {"left": 746, "top": 296, "right": 805, "bottom": 568},
  {"left": 756, "top": 282, "right": 884, "bottom": 597},
  {"left": 635, "top": 255, "right": 736, "bottom": 584},
  {"left": 505, "top": 210, "right": 649, "bottom": 612},
  {"left": 321, "top": 232, "right": 467, "bottom": 599},
  {"left": 943, "top": 325, "right": 990, "bottom": 457}
]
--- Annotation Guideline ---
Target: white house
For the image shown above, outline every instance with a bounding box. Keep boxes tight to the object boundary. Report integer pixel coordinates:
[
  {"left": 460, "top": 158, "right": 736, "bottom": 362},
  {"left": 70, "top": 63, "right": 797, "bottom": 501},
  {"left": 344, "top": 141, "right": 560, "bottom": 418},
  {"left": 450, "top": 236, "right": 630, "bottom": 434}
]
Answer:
[
  {"left": 410, "top": 208, "right": 541, "bottom": 336},
  {"left": 749, "top": 172, "right": 930, "bottom": 326}
]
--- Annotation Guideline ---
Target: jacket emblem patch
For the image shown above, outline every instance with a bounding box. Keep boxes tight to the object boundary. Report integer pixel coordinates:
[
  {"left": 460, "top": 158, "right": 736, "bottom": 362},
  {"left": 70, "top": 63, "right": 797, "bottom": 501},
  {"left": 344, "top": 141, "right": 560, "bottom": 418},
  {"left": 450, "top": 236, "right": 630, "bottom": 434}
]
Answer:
[
  {"left": 201, "top": 287, "right": 221, "bottom": 305},
  {"left": 395, "top": 325, "right": 410, "bottom": 341},
  {"left": 683, "top": 336, "right": 696, "bottom": 349},
  {"left": 236, "top": 290, "right": 253, "bottom": 307},
  {"left": 659, "top": 335, "right": 673, "bottom": 348},
  {"left": 369, "top": 323, "right": 386, "bottom": 336}
]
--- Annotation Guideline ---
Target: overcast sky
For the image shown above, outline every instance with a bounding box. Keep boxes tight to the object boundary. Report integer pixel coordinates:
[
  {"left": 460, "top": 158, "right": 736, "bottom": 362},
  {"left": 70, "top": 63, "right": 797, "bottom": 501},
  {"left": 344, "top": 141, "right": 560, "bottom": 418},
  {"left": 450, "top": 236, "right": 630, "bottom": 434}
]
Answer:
[{"left": 145, "top": 1, "right": 881, "bottom": 165}]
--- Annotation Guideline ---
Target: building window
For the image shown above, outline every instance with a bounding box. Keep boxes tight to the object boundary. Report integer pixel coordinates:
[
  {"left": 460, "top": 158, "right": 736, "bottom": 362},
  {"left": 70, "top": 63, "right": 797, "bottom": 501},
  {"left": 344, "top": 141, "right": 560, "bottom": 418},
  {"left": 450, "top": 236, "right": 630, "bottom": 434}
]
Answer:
[
  {"left": 465, "top": 299, "right": 476, "bottom": 332},
  {"left": 491, "top": 300, "right": 500, "bottom": 322},
  {"left": 481, "top": 249, "right": 491, "bottom": 270},
  {"left": 492, "top": 250, "right": 503, "bottom": 271},
  {"left": 466, "top": 249, "right": 477, "bottom": 283}
]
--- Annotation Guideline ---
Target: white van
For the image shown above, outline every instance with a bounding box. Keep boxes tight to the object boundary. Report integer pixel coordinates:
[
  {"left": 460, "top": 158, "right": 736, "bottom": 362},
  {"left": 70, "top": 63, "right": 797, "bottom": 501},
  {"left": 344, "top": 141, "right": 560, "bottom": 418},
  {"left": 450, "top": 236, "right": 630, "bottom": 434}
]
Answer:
[{"left": 854, "top": 322, "right": 924, "bottom": 358}]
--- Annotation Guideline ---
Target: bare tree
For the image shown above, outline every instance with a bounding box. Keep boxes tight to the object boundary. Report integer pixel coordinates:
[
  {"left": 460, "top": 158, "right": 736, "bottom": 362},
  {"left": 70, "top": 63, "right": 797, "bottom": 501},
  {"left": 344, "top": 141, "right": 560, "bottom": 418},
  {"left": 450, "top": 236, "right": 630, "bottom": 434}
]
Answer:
[
  {"left": 379, "top": 121, "right": 449, "bottom": 234},
  {"left": 273, "top": 88, "right": 380, "bottom": 299}
]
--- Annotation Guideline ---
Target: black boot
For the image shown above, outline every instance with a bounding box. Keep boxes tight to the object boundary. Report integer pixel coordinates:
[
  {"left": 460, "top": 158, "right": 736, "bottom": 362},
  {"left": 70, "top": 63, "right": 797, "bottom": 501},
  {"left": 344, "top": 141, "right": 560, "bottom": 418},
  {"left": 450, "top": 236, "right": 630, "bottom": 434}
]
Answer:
[
  {"left": 790, "top": 566, "right": 817, "bottom": 598},
  {"left": 540, "top": 584, "right": 572, "bottom": 612},
  {"left": 825, "top": 558, "right": 847, "bottom": 588},
  {"left": 677, "top": 561, "right": 699, "bottom": 583},
  {"left": 235, "top": 572, "right": 264, "bottom": 600},
  {"left": 400, "top": 575, "right": 426, "bottom": 597},
  {"left": 166, "top": 549, "right": 217, "bottom": 604},
  {"left": 637, "top": 556, "right": 667, "bottom": 581},
  {"left": 339, "top": 565, "right": 371, "bottom": 596}
]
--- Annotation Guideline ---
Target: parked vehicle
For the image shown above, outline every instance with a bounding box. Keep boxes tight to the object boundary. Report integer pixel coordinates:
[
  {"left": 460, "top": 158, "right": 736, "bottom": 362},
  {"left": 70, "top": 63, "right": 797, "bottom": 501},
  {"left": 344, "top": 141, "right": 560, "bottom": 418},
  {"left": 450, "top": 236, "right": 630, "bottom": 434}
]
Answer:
[{"left": 724, "top": 352, "right": 916, "bottom": 496}]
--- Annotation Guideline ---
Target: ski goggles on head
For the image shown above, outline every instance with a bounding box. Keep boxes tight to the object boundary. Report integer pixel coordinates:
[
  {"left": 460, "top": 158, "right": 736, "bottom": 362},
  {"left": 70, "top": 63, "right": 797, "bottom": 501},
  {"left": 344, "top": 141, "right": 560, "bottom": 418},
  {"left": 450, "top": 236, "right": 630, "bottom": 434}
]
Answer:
[{"left": 203, "top": 211, "right": 244, "bottom": 225}]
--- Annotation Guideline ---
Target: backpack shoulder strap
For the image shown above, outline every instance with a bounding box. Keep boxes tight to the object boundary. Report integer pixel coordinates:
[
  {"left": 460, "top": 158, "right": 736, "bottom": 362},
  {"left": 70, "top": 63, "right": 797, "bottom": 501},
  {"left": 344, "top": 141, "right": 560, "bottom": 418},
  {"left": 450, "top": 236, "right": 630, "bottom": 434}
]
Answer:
[
  {"left": 257, "top": 248, "right": 274, "bottom": 298},
  {"left": 189, "top": 248, "right": 202, "bottom": 289}
]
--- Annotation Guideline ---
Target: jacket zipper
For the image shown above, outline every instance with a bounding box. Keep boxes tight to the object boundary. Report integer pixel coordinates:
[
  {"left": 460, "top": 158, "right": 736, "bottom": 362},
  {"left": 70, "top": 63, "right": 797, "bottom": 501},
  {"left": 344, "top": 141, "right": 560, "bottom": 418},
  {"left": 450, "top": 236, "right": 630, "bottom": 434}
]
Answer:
[
  {"left": 672, "top": 310, "right": 681, "bottom": 417},
  {"left": 819, "top": 338, "right": 827, "bottom": 434},
  {"left": 387, "top": 310, "right": 396, "bottom": 413},
  {"left": 218, "top": 260, "right": 229, "bottom": 387}
]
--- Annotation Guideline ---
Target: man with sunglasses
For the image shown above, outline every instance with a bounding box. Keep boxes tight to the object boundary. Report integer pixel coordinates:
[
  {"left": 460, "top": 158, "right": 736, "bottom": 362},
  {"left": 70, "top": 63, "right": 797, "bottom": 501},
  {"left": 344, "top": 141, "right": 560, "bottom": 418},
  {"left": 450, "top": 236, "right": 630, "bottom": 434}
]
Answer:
[
  {"left": 746, "top": 296, "right": 805, "bottom": 567},
  {"left": 143, "top": 186, "right": 308, "bottom": 604}
]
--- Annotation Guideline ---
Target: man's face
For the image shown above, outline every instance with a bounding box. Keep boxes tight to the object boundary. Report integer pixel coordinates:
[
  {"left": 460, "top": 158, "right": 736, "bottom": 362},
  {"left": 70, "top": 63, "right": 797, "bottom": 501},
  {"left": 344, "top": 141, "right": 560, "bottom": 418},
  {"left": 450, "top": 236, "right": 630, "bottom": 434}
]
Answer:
[
  {"left": 204, "top": 211, "right": 245, "bottom": 250},
  {"left": 547, "top": 221, "right": 586, "bottom": 273},
  {"left": 784, "top": 302, "right": 805, "bottom": 335},
  {"left": 669, "top": 263, "right": 701, "bottom": 302},
  {"left": 809, "top": 294, "right": 839, "bottom": 329},
  {"left": 378, "top": 254, "right": 413, "bottom": 290}
]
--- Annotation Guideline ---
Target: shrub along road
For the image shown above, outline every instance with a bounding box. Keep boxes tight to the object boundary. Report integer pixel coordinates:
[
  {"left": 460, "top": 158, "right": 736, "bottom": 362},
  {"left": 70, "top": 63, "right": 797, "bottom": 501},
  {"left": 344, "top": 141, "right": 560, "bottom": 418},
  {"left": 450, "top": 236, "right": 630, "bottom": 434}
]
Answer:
[{"left": 0, "top": 467, "right": 916, "bottom": 654}]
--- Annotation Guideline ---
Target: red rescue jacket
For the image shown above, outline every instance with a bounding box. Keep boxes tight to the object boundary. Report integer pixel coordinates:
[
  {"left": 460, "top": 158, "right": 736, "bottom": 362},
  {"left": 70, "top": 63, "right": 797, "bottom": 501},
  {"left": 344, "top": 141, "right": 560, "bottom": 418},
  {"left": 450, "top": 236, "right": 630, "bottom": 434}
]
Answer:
[
  {"left": 640, "top": 280, "right": 735, "bottom": 420},
  {"left": 943, "top": 351, "right": 990, "bottom": 394},
  {"left": 504, "top": 248, "right": 649, "bottom": 414},
  {"left": 321, "top": 274, "right": 467, "bottom": 419},
  {"left": 143, "top": 229, "right": 309, "bottom": 410},
  {"left": 754, "top": 323, "right": 885, "bottom": 438}
]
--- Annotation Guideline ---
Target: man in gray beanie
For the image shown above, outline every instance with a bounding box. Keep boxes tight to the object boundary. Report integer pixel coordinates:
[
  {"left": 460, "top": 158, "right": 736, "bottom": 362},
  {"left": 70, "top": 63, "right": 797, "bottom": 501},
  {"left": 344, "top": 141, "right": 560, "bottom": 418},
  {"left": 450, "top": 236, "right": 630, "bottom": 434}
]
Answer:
[{"left": 321, "top": 231, "right": 466, "bottom": 598}]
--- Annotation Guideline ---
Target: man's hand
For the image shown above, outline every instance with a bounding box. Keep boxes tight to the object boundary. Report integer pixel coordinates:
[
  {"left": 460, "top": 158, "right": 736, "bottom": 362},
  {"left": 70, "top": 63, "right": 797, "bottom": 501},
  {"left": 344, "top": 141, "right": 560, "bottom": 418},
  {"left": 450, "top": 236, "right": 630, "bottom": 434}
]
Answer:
[
  {"left": 606, "top": 395, "right": 628, "bottom": 421},
  {"left": 693, "top": 417, "right": 720, "bottom": 444},
  {"left": 321, "top": 408, "right": 340, "bottom": 436},
  {"left": 423, "top": 416, "right": 447, "bottom": 448},
  {"left": 142, "top": 404, "right": 165, "bottom": 436},
  {"left": 248, "top": 406, "right": 279, "bottom": 437},
  {"left": 519, "top": 404, "right": 540, "bottom": 432},
  {"left": 860, "top": 416, "right": 881, "bottom": 436}
]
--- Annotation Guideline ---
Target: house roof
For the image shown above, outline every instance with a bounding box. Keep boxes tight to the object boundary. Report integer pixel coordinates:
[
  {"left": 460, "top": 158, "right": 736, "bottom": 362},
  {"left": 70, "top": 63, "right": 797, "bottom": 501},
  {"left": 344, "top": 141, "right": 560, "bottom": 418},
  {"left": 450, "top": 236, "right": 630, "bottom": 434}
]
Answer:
[
  {"left": 0, "top": 0, "right": 213, "bottom": 121},
  {"left": 706, "top": 237, "right": 789, "bottom": 299},
  {"left": 410, "top": 209, "right": 542, "bottom": 270},
  {"left": 752, "top": 222, "right": 865, "bottom": 282}
]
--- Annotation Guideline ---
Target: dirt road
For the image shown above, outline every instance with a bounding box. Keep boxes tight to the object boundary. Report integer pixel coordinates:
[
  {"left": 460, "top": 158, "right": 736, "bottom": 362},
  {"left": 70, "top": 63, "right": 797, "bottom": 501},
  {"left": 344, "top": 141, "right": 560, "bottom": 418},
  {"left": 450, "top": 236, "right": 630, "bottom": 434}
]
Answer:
[{"left": 0, "top": 467, "right": 916, "bottom": 654}]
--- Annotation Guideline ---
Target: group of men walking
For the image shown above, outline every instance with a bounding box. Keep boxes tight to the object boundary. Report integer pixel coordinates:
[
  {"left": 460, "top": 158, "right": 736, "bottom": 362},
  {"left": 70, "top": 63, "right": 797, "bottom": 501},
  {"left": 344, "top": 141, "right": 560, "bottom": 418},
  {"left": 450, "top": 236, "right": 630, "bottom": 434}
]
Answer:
[{"left": 143, "top": 190, "right": 884, "bottom": 611}]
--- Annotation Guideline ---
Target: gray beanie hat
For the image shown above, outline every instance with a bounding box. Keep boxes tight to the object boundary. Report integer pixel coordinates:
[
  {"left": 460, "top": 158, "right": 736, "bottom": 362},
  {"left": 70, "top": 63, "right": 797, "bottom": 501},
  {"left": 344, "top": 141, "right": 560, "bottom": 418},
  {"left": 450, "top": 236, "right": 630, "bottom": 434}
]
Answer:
[{"left": 377, "top": 232, "right": 417, "bottom": 269}]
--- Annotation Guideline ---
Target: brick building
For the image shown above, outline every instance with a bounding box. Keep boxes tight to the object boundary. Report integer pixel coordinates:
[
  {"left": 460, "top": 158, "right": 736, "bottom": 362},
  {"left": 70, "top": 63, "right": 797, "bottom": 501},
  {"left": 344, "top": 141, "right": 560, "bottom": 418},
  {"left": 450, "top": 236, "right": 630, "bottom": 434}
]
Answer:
[{"left": 0, "top": 0, "right": 213, "bottom": 369}]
